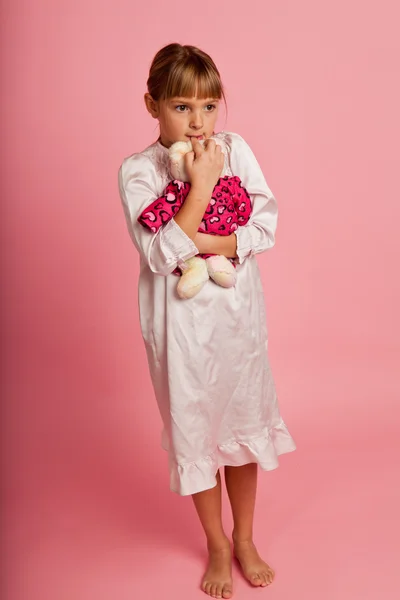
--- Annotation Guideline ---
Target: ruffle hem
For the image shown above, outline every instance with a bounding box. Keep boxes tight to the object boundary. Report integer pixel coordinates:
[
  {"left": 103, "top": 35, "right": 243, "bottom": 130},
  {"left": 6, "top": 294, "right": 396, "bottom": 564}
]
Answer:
[{"left": 162, "top": 419, "right": 296, "bottom": 496}]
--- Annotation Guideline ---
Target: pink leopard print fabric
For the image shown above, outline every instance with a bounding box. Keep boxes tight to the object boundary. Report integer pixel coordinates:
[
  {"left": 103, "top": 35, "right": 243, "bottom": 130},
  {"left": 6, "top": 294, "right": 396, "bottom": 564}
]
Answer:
[{"left": 138, "top": 176, "right": 252, "bottom": 257}]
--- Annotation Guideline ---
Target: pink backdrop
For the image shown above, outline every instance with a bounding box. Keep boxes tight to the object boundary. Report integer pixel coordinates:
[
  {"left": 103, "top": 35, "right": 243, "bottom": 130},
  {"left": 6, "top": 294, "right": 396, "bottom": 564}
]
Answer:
[{"left": 2, "top": 1, "right": 399, "bottom": 598}]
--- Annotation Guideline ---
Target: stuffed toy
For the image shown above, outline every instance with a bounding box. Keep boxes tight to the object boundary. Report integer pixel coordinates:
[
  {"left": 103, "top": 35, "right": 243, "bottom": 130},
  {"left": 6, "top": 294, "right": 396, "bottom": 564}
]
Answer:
[{"left": 138, "top": 138, "right": 252, "bottom": 299}]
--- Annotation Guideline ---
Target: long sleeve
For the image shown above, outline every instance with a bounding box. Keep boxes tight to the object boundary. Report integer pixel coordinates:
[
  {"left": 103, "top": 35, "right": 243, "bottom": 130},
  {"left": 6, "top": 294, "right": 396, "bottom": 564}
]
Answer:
[
  {"left": 227, "top": 133, "right": 278, "bottom": 264},
  {"left": 118, "top": 153, "right": 199, "bottom": 276}
]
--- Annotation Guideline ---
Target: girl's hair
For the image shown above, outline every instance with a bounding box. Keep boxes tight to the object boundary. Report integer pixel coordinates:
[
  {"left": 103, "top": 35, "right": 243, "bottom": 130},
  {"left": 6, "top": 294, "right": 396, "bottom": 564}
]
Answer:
[{"left": 147, "top": 43, "right": 226, "bottom": 103}]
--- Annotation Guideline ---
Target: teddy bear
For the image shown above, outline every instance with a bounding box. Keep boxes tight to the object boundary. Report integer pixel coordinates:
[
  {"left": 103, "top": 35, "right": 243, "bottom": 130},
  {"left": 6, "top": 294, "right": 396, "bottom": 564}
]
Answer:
[{"left": 138, "top": 138, "right": 252, "bottom": 299}]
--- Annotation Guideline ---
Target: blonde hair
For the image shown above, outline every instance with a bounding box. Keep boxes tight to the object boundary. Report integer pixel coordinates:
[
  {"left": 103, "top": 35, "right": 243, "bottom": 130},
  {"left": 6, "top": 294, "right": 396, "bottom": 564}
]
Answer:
[{"left": 147, "top": 43, "right": 226, "bottom": 103}]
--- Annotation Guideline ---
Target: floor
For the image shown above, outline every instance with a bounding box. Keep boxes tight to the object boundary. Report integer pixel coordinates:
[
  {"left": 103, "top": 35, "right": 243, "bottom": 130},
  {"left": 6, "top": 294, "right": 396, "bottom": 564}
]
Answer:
[{"left": 3, "top": 355, "right": 400, "bottom": 599}]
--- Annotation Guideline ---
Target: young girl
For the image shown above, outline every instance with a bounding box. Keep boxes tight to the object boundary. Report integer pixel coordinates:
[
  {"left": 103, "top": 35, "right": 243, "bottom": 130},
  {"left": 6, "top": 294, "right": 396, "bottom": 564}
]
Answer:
[{"left": 118, "top": 43, "right": 296, "bottom": 599}]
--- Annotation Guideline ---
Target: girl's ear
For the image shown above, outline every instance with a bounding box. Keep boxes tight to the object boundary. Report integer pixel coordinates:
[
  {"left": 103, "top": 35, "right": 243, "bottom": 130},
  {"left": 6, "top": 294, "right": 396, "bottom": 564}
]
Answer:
[{"left": 144, "top": 93, "right": 159, "bottom": 118}]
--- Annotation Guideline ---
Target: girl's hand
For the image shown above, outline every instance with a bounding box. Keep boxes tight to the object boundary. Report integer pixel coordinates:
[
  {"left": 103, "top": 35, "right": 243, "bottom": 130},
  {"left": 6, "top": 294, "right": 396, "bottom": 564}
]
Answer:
[{"left": 184, "top": 138, "right": 224, "bottom": 194}]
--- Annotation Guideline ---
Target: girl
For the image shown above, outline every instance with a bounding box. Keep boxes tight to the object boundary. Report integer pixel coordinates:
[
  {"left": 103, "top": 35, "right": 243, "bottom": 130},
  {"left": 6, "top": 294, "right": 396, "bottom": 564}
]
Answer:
[{"left": 118, "top": 43, "right": 296, "bottom": 599}]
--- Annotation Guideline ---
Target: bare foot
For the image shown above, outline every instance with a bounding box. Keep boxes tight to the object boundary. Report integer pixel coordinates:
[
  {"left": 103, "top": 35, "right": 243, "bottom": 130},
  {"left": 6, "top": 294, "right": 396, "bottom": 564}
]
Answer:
[
  {"left": 233, "top": 539, "right": 275, "bottom": 588},
  {"left": 202, "top": 539, "right": 233, "bottom": 599}
]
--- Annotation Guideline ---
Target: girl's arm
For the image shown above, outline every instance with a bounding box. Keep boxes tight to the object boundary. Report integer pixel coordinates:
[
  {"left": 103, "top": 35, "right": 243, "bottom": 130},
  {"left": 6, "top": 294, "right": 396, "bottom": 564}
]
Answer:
[
  {"left": 172, "top": 184, "right": 214, "bottom": 239},
  {"left": 173, "top": 137, "right": 225, "bottom": 239},
  {"left": 226, "top": 133, "right": 278, "bottom": 264},
  {"left": 194, "top": 232, "right": 238, "bottom": 258},
  {"left": 118, "top": 154, "right": 200, "bottom": 276}
]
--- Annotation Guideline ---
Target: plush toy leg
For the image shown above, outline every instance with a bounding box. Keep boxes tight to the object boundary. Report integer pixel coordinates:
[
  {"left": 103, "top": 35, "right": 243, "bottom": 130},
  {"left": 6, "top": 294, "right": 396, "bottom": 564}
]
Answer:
[
  {"left": 205, "top": 255, "right": 237, "bottom": 288},
  {"left": 177, "top": 256, "right": 209, "bottom": 299}
]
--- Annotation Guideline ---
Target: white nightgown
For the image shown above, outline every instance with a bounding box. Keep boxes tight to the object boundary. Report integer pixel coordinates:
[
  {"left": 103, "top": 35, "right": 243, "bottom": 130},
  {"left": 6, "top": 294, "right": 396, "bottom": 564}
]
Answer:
[{"left": 118, "top": 131, "right": 296, "bottom": 496}]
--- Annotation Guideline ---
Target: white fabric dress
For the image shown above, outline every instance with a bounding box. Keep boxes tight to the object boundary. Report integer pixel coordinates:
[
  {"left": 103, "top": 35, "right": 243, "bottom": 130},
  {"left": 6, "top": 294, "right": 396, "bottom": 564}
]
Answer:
[{"left": 118, "top": 131, "right": 296, "bottom": 495}]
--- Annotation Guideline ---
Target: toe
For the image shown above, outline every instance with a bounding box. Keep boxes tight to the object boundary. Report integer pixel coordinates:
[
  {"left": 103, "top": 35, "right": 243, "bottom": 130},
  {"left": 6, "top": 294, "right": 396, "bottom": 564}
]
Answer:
[
  {"left": 266, "top": 568, "right": 274, "bottom": 584},
  {"left": 215, "top": 584, "right": 223, "bottom": 598},
  {"left": 260, "top": 572, "right": 268, "bottom": 587},
  {"left": 210, "top": 584, "right": 217, "bottom": 598},
  {"left": 203, "top": 582, "right": 211, "bottom": 596},
  {"left": 222, "top": 585, "right": 233, "bottom": 598},
  {"left": 251, "top": 573, "right": 262, "bottom": 587}
]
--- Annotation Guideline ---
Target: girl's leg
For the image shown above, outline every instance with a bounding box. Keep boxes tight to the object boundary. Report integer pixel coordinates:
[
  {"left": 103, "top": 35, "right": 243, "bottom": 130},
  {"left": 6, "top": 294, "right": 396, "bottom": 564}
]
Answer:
[
  {"left": 192, "top": 470, "right": 233, "bottom": 599},
  {"left": 224, "top": 464, "right": 275, "bottom": 587}
]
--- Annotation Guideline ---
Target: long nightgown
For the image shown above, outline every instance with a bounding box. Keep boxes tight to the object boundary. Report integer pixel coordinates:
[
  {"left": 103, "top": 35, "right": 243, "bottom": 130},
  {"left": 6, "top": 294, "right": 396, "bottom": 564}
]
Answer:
[{"left": 118, "top": 131, "right": 296, "bottom": 496}]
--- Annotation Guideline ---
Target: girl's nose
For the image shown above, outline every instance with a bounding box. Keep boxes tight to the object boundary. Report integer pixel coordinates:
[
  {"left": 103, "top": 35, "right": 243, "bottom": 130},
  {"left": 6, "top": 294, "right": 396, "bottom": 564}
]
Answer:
[{"left": 190, "top": 111, "right": 203, "bottom": 129}]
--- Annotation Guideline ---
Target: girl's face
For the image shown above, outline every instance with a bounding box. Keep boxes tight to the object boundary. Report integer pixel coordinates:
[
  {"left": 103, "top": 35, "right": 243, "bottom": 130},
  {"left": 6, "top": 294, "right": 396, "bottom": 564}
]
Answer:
[{"left": 145, "top": 94, "right": 220, "bottom": 148}]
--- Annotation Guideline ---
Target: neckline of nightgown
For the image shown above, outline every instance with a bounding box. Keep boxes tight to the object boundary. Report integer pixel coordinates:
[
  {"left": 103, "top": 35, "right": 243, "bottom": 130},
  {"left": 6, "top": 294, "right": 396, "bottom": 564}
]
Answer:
[{"left": 155, "top": 138, "right": 169, "bottom": 155}]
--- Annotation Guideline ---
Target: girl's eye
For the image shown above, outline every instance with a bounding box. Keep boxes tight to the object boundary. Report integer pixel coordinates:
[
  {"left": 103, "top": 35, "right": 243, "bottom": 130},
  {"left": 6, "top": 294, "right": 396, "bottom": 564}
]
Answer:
[
  {"left": 176, "top": 105, "right": 188, "bottom": 112},
  {"left": 204, "top": 104, "right": 216, "bottom": 112}
]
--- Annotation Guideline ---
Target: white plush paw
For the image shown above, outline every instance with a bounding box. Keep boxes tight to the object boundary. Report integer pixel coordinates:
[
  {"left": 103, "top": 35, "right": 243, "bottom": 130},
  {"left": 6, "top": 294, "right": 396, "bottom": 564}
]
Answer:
[
  {"left": 169, "top": 141, "right": 193, "bottom": 182},
  {"left": 177, "top": 257, "right": 210, "bottom": 299},
  {"left": 206, "top": 255, "right": 237, "bottom": 288}
]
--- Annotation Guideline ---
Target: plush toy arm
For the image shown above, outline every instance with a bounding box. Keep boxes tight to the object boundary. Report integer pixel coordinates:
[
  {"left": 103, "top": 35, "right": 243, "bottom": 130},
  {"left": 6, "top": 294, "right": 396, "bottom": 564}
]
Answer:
[
  {"left": 138, "top": 180, "right": 190, "bottom": 233},
  {"left": 233, "top": 177, "right": 252, "bottom": 227}
]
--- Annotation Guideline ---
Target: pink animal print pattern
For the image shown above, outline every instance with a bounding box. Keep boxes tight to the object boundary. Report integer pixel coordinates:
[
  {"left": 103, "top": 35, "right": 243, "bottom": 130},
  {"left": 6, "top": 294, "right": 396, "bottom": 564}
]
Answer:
[{"left": 138, "top": 176, "right": 252, "bottom": 264}]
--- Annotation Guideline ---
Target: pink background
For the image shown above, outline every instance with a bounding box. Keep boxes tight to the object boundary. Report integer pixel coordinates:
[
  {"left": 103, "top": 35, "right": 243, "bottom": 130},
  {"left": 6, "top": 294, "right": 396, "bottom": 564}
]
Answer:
[{"left": 2, "top": 0, "right": 399, "bottom": 598}]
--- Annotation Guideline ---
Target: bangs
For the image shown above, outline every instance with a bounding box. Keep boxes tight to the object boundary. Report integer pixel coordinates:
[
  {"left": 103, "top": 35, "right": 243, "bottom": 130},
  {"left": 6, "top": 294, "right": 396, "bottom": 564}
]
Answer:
[{"left": 162, "top": 61, "right": 223, "bottom": 101}]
